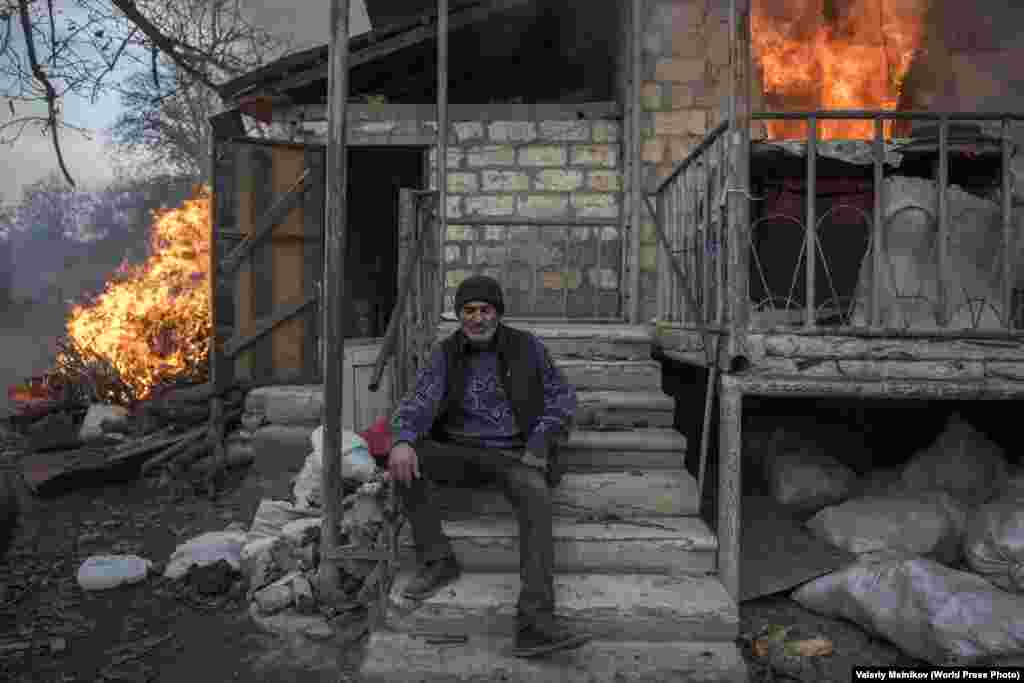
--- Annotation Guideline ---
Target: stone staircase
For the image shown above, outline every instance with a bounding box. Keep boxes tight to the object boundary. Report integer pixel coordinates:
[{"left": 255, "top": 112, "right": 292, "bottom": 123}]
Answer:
[{"left": 359, "top": 322, "right": 746, "bottom": 682}]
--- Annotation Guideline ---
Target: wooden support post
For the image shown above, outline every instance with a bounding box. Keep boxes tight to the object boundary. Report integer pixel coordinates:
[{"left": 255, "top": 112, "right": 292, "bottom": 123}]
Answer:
[
  {"left": 717, "top": 376, "right": 742, "bottom": 604},
  {"left": 319, "top": 0, "right": 352, "bottom": 604},
  {"left": 727, "top": 0, "right": 751, "bottom": 356},
  {"left": 437, "top": 0, "right": 449, "bottom": 320},
  {"left": 629, "top": 0, "right": 643, "bottom": 324}
]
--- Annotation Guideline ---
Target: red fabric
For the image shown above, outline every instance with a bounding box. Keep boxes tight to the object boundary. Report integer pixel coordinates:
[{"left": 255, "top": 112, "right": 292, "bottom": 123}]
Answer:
[{"left": 359, "top": 416, "right": 394, "bottom": 459}]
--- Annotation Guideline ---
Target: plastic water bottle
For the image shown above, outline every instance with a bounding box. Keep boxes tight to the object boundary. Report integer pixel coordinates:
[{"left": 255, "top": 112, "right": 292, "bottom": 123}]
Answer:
[{"left": 77, "top": 555, "right": 152, "bottom": 590}]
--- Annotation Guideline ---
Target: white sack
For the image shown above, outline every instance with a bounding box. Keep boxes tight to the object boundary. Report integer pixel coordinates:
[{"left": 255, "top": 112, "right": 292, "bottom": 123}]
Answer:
[
  {"left": 765, "top": 451, "right": 858, "bottom": 510},
  {"left": 164, "top": 530, "right": 247, "bottom": 580},
  {"left": 806, "top": 491, "right": 968, "bottom": 566},
  {"left": 293, "top": 430, "right": 375, "bottom": 510},
  {"left": 247, "top": 499, "right": 318, "bottom": 545},
  {"left": 901, "top": 412, "right": 1008, "bottom": 507},
  {"left": 792, "top": 551, "right": 1024, "bottom": 666},
  {"left": 964, "top": 494, "right": 1024, "bottom": 592}
]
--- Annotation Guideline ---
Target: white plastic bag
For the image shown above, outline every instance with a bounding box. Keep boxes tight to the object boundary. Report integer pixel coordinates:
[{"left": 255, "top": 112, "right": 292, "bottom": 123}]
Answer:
[
  {"left": 293, "top": 429, "right": 375, "bottom": 509},
  {"left": 901, "top": 412, "right": 1008, "bottom": 507},
  {"left": 964, "top": 494, "right": 1024, "bottom": 592},
  {"left": 77, "top": 555, "right": 152, "bottom": 590},
  {"left": 310, "top": 427, "right": 367, "bottom": 458},
  {"left": 765, "top": 451, "right": 858, "bottom": 510},
  {"left": 806, "top": 491, "right": 967, "bottom": 566},
  {"left": 792, "top": 551, "right": 1024, "bottom": 666},
  {"left": 164, "top": 529, "right": 247, "bottom": 580}
]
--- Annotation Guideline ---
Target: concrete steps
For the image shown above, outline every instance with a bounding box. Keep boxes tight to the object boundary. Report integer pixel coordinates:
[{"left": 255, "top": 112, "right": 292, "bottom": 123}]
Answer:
[
  {"left": 387, "top": 572, "right": 737, "bottom": 643},
  {"left": 575, "top": 390, "right": 674, "bottom": 428},
  {"left": 437, "top": 470, "right": 699, "bottom": 518},
  {"left": 561, "top": 428, "right": 686, "bottom": 472},
  {"left": 427, "top": 515, "right": 716, "bottom": 575},
  {"left": 360, "top": 633, "right": 747, "bottom": 683}
]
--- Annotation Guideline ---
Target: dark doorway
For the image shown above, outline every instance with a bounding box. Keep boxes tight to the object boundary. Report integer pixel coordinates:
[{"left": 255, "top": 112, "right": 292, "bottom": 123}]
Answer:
[{"left": 344, "top": 147, "right": 426, "bottom": 340}]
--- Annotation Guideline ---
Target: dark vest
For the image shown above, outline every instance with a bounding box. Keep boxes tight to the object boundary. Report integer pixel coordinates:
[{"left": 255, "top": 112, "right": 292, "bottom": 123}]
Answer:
[{"left": 431, "top": 323, "right": 545, "bottom": 443}]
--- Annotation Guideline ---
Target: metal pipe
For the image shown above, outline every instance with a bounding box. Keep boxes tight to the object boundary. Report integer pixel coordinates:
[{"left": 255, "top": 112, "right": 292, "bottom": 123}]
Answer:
[
  {"left": 319, "top": 0, "right": 351, "bottom": 604},
  {"left": 1002, "top": 119, "right": 1014, "bottom": 330},
  {"left": 751, "top": 110, "right": 1024, "bottom": 121},
  {"left": 805, "top": 116, "right": 817, "bottom": 329},
  {"left": 703, "top": 158, "right": 713, "bottom": 325},
  {"left": 937, "top": 116, "right": 949, "bottom": 327},
  {"left": 437, "top": 0, "right": 449, "bottom": 321},
  {"left": 651, "top": 121, "right": 730, "bottom": 196},
  {"left": 629, "top": 0, "right": 643, "bottom": 324},
  {"left": 727, "top": 0, "right": 753, "bottom": 355},
  {"left": 872, "top": 118, "right": 884, "bottom": 327}
]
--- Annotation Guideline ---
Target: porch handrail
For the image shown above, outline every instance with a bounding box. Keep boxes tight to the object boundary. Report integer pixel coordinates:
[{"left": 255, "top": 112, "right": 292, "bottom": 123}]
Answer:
[{"left": 368, "top": 192, "right": 434, "bottom": 393}]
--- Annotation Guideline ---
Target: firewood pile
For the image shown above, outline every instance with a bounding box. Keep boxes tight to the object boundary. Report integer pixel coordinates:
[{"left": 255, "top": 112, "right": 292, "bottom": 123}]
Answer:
[{"left": 8, "top": 377, "right": 253, "bottom": 498}]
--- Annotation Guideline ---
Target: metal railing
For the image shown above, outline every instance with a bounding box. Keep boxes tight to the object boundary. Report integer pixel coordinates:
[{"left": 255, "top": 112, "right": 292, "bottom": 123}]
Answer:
[{"left": 651, "top": 111, "right": 1024, "bottom": 341}]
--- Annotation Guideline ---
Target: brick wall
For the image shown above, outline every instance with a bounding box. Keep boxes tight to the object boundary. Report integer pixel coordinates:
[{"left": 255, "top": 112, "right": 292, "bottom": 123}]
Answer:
[
  {"left": 635, "top": 0, "right": 733, "bottom": 322},
  {"left": 286, "top": 105, "right": 626, "bottom": 319}
]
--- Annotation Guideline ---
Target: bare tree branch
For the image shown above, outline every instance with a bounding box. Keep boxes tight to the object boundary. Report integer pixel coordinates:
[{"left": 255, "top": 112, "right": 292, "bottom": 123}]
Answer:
[
  {"left": 16, "top": 0, "right": 75, "bottom": 187},
  {"left": 109, "top": 0, "right": 219, "bottom": 93}
]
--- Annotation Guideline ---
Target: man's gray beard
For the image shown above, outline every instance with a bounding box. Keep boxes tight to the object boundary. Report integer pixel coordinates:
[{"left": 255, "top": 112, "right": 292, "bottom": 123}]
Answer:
[{"left": 463, "top": 320, "right": 498, "bottom": 345}]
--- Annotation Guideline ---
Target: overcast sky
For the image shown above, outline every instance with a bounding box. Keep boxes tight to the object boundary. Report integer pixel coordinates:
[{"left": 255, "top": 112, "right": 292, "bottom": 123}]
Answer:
[{"left": 1, "top": 0, "right": 371, "bottom": 207}]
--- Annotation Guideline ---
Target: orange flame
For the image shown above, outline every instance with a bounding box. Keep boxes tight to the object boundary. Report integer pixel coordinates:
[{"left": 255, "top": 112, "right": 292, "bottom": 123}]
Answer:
[
  {"left": 59, "top": 188, "right": 213, "bottom": 403},
  {"left": 752, "top": 0, "right": 927, "bottom": 139}
]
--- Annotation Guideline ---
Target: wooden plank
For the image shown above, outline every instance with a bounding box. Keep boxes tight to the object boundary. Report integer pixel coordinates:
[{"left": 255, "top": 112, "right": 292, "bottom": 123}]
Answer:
[
  {"left": 251, "top": 146, "right": 275, "bottom": 383},
  {"left": 222, "top": 170, "right": 312, "bottom": 275},
  {"left": 225, "top": 295, "right": 318, "bottom": 358},
  {"left": 209, "top": 136, "right": 233, "bottom": 400},
  {"left": 271, "top": 146, "right": 308, "bottom": 381},
  {"left": 304, "top": 147, "right": 326, "bottom": 382},
  {"left": 234, "top": 144, "right": 255, "bottom": 382},
  {"left": 717, "top": 376, "right": 742, "bottom": 604}
]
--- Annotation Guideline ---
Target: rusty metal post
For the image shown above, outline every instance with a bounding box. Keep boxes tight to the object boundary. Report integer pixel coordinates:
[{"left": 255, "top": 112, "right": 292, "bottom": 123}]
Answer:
[
  {"left": 727, "top": 0, "right": 751, "bottom": 353},
  {"left": 805, "top": 116, "right": 817, "bottom": 328},
  {"left": 717, "top": 375, "right": 742, "bottom": 603},
  {"left": 318, "top": 0, "right": 352, "bottom": 603},
  {"left": 872, "top": 117, "right": 885, "bottom": 327},
  {"left": 1002, "top": 118, "right": 1014, "bottom": 330},
  {"left": 437, "top": 0, "right": 449, "bottom": 319}
]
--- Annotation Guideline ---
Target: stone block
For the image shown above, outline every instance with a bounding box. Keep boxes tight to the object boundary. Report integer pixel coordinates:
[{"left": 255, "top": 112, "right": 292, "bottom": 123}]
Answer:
[
  {"left": 641, "top": 244, "right": 658, "bottom": 273},
  {"left": 707, "top": 18, "right": 730, "bottom": 67},
  {"left": 534, "top": 169, "right": 584, "bottom": 192},
  {"left": 592, "top": 121, "right": 620, "bottom": 143},
  {"left": 447, "top": 172, "right": 478, "bottom": 193},
  {"left": 445, "top": 195, "right": 463, "bottom": 220},
  {"left": 353, "top": 120, "right": 397, "bottom": 136},
  {"left": 481, "top": 170, "right": 530, "bottom": 192},
  {"left": 446, "top": 225, "right": 474, "bottom": 242},
  {"left": 454, "top": 121, "right": 485, "bottom": 143},
  {"left": 571, "top": 145, "right": 618, "bottom": 168},
  {"left": 671, "top": 83, "right": 696, "bottom": 109},
  {"left": 518, "top": 145, "right": 568, "bottom": 167},
  {"left": 641, "top": 82, "right": 667, "bottom": 111},
  {"left": 518, "top": 195, "right": 569, "bottom": 218},
  {"left": 445, "top": 244, "right": 462, "bottom": 263},
  {"left": 539, "top": 120, "right": 591, "bottom": 142},
  {"left": 642, "top": 138, "right": 666, "bottom": 164},
  {"left": 668, "top": 135, "right": 696, "bottom": 163},
  {"left": 464, "top": 195, "right": 516, "bottom": 216},
  {"left": 466, "top": 145, "right": 517, "bottom": 167},
  {"left": 655, "top": 57, "right": 707, "bottom": 83},
  {"left": 588, "top": 171, "right": 621, "bottom": 193},
  {"left": 641, "top": 219, "right": 658, "bottom": 245},
  {"left": 654, "top": 109, "right": 708, "bottom": 136},
  {"left": 572, "top": 194, "right": 620, "bottom": 219},
  {"left": 488, "top": 121, "right": 538, "bottom": 143},
  {"left": 428, "top": 147, "right": 464, "bottom": 169}
]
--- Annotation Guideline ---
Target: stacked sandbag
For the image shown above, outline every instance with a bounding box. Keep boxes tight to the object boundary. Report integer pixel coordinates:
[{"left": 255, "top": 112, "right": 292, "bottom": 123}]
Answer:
[
  {"left": 964, "top": 490, "right": 1024, "bottom": 593},
  {"left": 292, "top": 428, "right": 375, "bottom": 511}
]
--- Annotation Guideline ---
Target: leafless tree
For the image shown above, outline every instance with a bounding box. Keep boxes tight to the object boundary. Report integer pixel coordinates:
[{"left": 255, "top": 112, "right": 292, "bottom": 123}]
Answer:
[{"left": 0, "top": 0, "right": 292, "bottom": 186}]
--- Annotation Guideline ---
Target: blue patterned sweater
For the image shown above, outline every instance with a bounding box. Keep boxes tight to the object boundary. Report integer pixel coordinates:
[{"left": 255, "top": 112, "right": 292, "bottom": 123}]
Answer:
[{"left": 391, "top": 332, "right": 577, "bottom": 460}]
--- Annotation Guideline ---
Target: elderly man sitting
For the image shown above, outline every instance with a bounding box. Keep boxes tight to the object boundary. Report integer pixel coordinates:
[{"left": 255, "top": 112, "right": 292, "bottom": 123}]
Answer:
[{"left": 388, "top": 274, "right": 589, "bottom": 658}]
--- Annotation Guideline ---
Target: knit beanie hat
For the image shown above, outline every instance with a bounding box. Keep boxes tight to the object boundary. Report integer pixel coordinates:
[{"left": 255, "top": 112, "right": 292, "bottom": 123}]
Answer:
[{"left": 454, "top": 275, "right": 505, "bottom": 316}]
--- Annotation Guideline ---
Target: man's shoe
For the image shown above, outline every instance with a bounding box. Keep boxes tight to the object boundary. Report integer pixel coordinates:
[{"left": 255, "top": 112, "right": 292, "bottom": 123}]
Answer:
[
  {"left": 401, "top": 554, "right": 461, "bottom": 600},
  {"left": 509, "top": 619, "right": 590, "bottom": 658}
]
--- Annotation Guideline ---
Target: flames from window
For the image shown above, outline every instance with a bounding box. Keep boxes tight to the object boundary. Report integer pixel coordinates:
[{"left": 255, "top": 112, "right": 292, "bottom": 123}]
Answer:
[{"left": 751, "top": 0, "right": 929, "bottom": 140}]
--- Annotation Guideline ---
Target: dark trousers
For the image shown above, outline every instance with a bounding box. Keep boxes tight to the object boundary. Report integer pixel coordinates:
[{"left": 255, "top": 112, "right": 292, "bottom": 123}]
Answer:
[{"left": 395, "top": 439, "right": 555, "bottom": 625}]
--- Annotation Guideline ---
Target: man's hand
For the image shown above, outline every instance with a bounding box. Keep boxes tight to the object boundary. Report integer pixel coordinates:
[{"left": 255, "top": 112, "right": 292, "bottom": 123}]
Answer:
[{"left": 388, "top": 442, "right": 420, "bottom": 483}]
